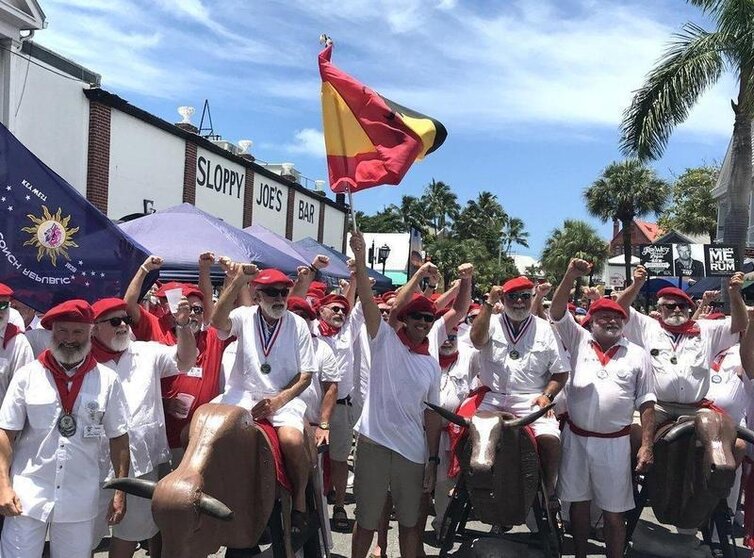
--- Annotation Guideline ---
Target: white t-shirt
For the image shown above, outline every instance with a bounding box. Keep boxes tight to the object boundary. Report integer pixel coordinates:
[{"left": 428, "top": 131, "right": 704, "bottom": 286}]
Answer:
[
  {"left": 623, "top": 309, "right": 738, "bottom": 403},
  {"left": 0, "top": 360, "right": 129, "bottom": 522},
  {"left": 97, "top": 341, "right": 181, "bottom": 476},
  {"left": 478, "top": 313, "right": 570, "bottom": 397},
  {"left": 355, "top": 320, "right": 441, "bottom": 464},
  {"left": 350, "top": 303, "right": 370, "bottom": 410},
  {"left": 554, "top": 312, "right": 655, "bottom": 433},
  {"left": 428, "top": 319, "right": 448, "bottom": 362},
  {"left": 0, "top": 325, "right": 33, "bottom": 404},
  {"left": 315, "top": 314, "right": 357, "bottom": 400},
  {"left": 220, "top": 340, "right": 238, "bottom": 394},
  {"left": 217, "top": 306, "right": 316, "bottom": 399},
  {"left": 301, "top": 336, "right": 340, "bottom": 424},
  {"left": 707, "top": 345, "right": 753, "bottom": 424}
]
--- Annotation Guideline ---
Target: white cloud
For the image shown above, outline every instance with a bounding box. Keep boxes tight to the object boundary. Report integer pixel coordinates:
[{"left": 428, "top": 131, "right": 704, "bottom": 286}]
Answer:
[{"left": 285, "top": 128, "right": 325, "bottom": 158}]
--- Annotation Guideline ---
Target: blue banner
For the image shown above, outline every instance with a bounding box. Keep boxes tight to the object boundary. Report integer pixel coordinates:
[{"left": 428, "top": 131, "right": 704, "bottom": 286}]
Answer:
[{"left": 0, "top": 122, "right": 150, "bottom": 312}]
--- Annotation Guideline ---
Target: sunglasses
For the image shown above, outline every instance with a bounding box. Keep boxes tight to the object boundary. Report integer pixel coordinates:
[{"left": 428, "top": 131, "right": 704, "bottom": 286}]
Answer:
[
  {"left": 466, "top": 314, "right": 478, "bottom": 324},
  {"left": 190, "top": 305, "right": 204, "bottom": 314},
  {"left": 445, "top": 334, "right": 458, "bottom": 342},
  {"left": 379, "top": 308, "right": 391, "bottom": 315},
  {"left": 98, "top": 315, "right": 133, "bottom": 327},
  {"left": 505, "top": 292, "right": 532, "bottom": 301},
  {"left": 259, "top": 287, "right": 290, "bottom": 298},
  {"left": 326, "top": 306, "right": 346, "bottom": 314},
  {"left": 0, "top": 301, "right": 8, "bottom": 311},
  {"left": 407, "top": 312, "right": 435, "bottom": 323},
  {"left": 660, "top": 302, "right": 688, "bottom": 311}
]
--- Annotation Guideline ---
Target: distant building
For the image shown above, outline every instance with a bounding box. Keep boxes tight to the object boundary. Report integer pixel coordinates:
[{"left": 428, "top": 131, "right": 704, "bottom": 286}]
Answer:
[{"left": 609, "top": 220, "right": 663, "bottom": 257}]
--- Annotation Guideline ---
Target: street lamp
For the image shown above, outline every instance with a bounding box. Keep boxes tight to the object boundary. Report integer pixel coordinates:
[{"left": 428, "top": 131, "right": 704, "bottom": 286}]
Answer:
[{"left": 377, "top": 244, "right": 391, "bottom": 275}]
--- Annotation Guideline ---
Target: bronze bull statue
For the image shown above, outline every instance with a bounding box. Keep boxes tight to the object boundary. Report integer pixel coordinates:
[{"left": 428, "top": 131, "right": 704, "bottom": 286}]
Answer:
[
  {"left": 426, "top": 402, "right": 561, "bottom": 558},
  {"left": 105, "top": 403, "right": 324, "bottom": 558}
]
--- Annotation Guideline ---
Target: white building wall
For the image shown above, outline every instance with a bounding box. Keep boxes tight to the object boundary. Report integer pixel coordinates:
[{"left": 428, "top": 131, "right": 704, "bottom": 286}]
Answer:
[
  {"left": 11, "top": 54, "right": 89, "bottom": 194},
  {"left": 291, "top": 193, "right": 320, "bottom": 241},
  {"left": 194, "top": 147, "right": 245, "bottom": 227},
  {"left": 107, "top": 110, "right": 185, "bottom": 218},
  {"left": 251, "top": 173, "right": 288, "bottom": 236},
  {"left": 321, "top": 204, "right": 345, "bottom": 249}
]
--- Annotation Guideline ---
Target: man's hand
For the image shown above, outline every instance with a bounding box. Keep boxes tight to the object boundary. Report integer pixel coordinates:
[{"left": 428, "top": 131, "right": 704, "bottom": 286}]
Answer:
[
  {"left": 0, "top": 485, "right": 22, "bottom": 516},
  {"left": 419, "top": 262, "right": 439, "bottom": 280},
  {"left": 251, "top": 396, "right": 282, "bottom": 420},
  {"left": 297, "top": 265, "right": 312, "bottom": 280},
  {"left": 701, "top": 290, "right": 720, "bottom": 305},
  {"left": 217, "top": 256, "right": 232, "bottom": 272},
  {"left": 311, "top": 255, "right": 330, "bottom": 270},
  {"left": 314, "top": 427, "right": 329, "bottom": 447},
  {"left": 350, "top": 231, "right": 365, "bottom": 254},
  {"left": 457, "top": 263, "right": 474, "bottom": 280},
  {"left": 164, "top": 396, "right": 191, "bottom": 418},
  {"left": 566, "top": 258, "right": 592, "bottom": 278},
  {"left": 423, "top": 462, "right": 437, "bottom": 494},
  {"left": 583, "top": 286, "right": 601, "bottom": 302},
  {"left": 635, "top": 445, "right": 654, "bottom": 474},
  {"left": 729, "top": 271, "right": 744, "bottom": 292},
  {"left": 226, "top": 262, "right": 259, "bottom": 286},
  {"left": 536, "top": 282, "right": 552, "bottom": 297},
  {"left": 530, "top": 395, "right": 555, "bottom": 417},
  {"left": 174, "top": 298, "right": 190, "bottom": 323},
  {"left": 487, "top": 286, "right": 504, "bottom": 306},
  {"left": 633, "top": 265, "right": 648, "bottom": 284},
  {"left": 199, "top": 252, "right": 215, "bottom": 268},
  {"left": 142, "top": 255, "right": 163, "bottom": 272},
  {"left": 696, "top": 305, "right": 713, "bottom": 320},
  {"left": 107, "top": 490, "right": 126, "bottom": 525}
]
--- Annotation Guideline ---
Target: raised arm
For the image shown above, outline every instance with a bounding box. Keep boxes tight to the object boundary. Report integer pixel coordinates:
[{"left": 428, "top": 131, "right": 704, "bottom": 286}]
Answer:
[
  {"left": 532, "top": 282, "right": 552, "bottom": 320},
  {"left": 174, "top": 299, "right": 198, "bottom": 371},
  {"left": 389, "top": 262, "right": 439, "bottom": 329},
  {"left": 470, "top": 285, "right": 503, "bottom": 349},
  {"left": 211, "top": 262, "right": 259, "bottom": 334},
  {"left": 441, "top": 265, "right": 474, "bottom": 331},
  {"left": 433, "top": 279, "right": 460, "bottom": 311},
  {"left": 692, "top": 290, "right": 720, "bottom": 320},
  {"left": 350, "top": 231, "right": 381, "bottom": 338},
  {"left": 290, "top": 255, "right": 330, "bottom": 298},
  {"left": 617, "top": 265, "right": 647, "bottom": 314},
  {"left": 551, "top": 259, "right": 592, "bottom": 321},
  {"left": 728, "top": 271, "right": 748, "bottom": 335},
  {"left": 124, "top": 256, "right": 163, "bottom": 324},
  {"left": 198, "top": 252, "right": 215, "bottom": 325}
]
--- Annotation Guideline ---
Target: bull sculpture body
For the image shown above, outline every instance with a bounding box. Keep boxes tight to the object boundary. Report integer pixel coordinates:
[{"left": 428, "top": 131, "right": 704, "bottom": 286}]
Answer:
[{"left": 107, "top": 403, "right": 320, "bottom": 558}]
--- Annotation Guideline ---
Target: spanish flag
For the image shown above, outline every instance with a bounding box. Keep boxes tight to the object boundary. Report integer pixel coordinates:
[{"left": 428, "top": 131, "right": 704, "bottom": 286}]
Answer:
[{"left": 319, "top": 43, "right": 447, "bottom": 193}]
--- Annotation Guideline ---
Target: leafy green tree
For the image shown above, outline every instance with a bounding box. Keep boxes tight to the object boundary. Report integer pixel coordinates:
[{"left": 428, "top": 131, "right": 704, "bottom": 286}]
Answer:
[
  {"left": 658, "top": 166, "right": 719, "bottom": 240},
  {"left": 454, "top": 191, "right": 508, "bottom": 254},
  {"left": 398, "top": 195, "right": 428, "bottom": 236},
  {"left": 620, "top": 0, "right": 754, "bottom": 259},
  {"left": 502, "top": 217, "right": 530, "bottom": 256},
  {"left": 355, "top": 207, "right": 404, "bottom": 233},
  {"left": 420, "top": 179, "right": 460, "bottom": 235},
  {"left": 584, "top": 160, "right": 670, "bottom": 285}
]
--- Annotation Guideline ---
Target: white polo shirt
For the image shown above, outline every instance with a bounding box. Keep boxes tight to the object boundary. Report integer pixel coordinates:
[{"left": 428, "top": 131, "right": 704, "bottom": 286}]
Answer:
[
  {"left": 350, "top": 302, "right": 370, "bottom": 410},
  {"left": 315, "top": 314, "right": 356, "bottom": 399},
  {"left": 554, "top": 313, "right": 655, "bottom": 433},
  {"left": 706, "top": 345, "right": 752, "bottom": 424},
  {"left": 0, "top": 360, "right": 129, "bottom": 523},
  {"left": 356, "top": 320, "right": 441, "bottom": 464},
  {"left": 0, "top": 325, "right": 33, "bottom": 403},
  {"left": 96, "top": 340, "right": 181, "bottom": 476},
  {"left": 623, "top": 309, "right": 738, "bottom": 404},
  {"left": 217, "top": 306, "right": 316, "bottom": 399},
  {"left": 301, "top": 336, "right": 339, "bottom": 424},
  {"left": 478, "top": 313, "right": 570, "bottom": 396}
]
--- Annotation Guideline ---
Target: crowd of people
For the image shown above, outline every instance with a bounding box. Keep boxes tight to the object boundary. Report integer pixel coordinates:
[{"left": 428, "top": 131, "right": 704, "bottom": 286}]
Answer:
[{"left": 0, "top": 230, "right": 752, "bottom": 558}]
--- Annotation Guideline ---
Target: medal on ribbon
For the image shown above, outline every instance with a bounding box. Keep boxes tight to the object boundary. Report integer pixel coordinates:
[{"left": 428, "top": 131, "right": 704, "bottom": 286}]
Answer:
[
  {"left": 57, "top": 413, "right": 77, "bottom": 437},
  {"left": 502, "top": 314, "right": 532, "bottom": 363},
  {"left": 257, "top": 311, "right": 283, "bottom": 375},
  {"left": 509, "top": 350, "right": 520, "bottom": 360}
]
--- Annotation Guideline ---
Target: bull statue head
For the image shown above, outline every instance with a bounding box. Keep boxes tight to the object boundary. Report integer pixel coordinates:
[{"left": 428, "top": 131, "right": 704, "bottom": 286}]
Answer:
[{"left": 425, "top": 402, "right": 553, "bottom": 473}]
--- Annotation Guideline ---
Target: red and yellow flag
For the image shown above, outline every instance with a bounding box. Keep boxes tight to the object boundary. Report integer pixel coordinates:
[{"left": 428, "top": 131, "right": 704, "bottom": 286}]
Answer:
[{"left": 319, "top": 43, "right": 447, "bottom": 193}]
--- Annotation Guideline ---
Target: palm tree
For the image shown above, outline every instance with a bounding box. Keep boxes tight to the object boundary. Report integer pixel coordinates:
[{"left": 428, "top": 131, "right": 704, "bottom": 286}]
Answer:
[
  {"left": 399, "top": 195, "right": 428, "bottom": 235},
  {"left": 502, "top": 217, "right": 530, "bottom": 256},
  {"left": 421, "top": 179, "right": 460, "bottom": 235},
  {"left": 584, "top": 160, "right": 670, "bottom": 285},
  {"left": 620, "top": 0, "right": 754, "bottom": 258},
  {"left": 454, "top": 191, "right": 508, "bottom": 254}
]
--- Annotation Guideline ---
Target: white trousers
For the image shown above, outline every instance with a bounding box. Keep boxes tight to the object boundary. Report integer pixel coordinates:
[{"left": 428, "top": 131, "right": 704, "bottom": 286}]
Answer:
[{"left": 1, "top": 514, "right": 96, "bottom": 558}]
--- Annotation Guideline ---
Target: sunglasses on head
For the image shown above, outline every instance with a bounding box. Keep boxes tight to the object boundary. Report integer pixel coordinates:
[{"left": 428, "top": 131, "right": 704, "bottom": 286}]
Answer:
[
  {"left": 505, "top": 292, "right": 532, "bottom": 301},
  {"left": 190, "top": 305, "right": 204, "bottom": 314},
  {"left": 0, "top": 301, "right": 9, "bottom": 311},
  {"left": 660, "top": 302, "right": 688, "bottom": 311},
  {"left": 259, "top": 287, "right": 290, "bottom": 298},
  {"left": 326, "top": 306, "right": 346, "bottom": 314},
  {"left": 98, "top": 315, "right": 133, "bottom": 327},
  {"left": 407, "top": 312, "right": 435, "bottom": 323}
]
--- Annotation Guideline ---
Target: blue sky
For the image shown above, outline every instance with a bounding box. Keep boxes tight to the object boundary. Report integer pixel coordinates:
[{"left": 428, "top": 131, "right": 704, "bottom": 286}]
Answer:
[{"left": 36, "top": 0, "right": 735, "bottom": 257}]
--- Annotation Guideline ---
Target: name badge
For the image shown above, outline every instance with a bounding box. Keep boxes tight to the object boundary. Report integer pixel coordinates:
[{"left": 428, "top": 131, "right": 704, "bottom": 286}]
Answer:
[
  {"left": 83, "top": 424, "right": 105, "bottom": 438},
  {"left": 187, "top": 366, "right": 203, "bottom": 378}
]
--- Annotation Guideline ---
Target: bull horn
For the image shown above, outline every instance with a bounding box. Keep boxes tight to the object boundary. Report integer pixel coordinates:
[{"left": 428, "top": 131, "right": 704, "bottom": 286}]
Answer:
[
  {"left": 662, "top": 420, "right": 695, "bottom": 444},
  {"left": 737, "top": 425, "right": 754, "bottom": 445},
  {"left": 196, "top": 493, "right": 234, "bottom": 521},
  {"left": 424, "top": 402, "right": 470, "bottom": 427},
  {"left": 103, "top": 478, "right": 157, "bottom": 499},
  {"left": 502, "top": 403, "right": 555, "bottom": 428}
]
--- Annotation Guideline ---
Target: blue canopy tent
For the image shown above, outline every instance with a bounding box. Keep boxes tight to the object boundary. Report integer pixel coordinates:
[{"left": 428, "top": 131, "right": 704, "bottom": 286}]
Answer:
[
  {"left": 119, "top": 204, "right": 309, "bottom": 284},
  {"left": 644, "top": 277, "right": 695, "bottom": 294},
  {"left": 293, "top": 237, "right": 394, "bottom": 292}
]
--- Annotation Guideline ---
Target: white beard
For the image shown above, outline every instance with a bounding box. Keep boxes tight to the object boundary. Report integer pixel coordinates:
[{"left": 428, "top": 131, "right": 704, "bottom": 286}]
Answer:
[
  {"left": 259, "top": 299, "right": 286, "bottom": 320},
  {"left": 52, "top": 340, "right": 92, "bottom": 366},
  {"left": 108, "top": 333, "right": 131, "bottom": 352},
  {"left": 504, "top": 306, "right": 530, "bottom": 322},
  {"left": 663, "top": 315, "right": 689, "bottom": 327},
  {"left": 591, "top": 322, "right": 623, "bottom": 343}
]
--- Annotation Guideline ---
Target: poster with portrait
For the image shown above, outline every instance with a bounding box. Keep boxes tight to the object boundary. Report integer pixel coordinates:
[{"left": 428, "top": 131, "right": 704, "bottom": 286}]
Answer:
[
  {"left": 672, "top": 243, "right": 706, "bottom": 277},
  {"left": 638, "top": 243, "right": 739, "bottom": 277},
  {"left": 638, "top": 244, "right": 674, "bottom": 277}
]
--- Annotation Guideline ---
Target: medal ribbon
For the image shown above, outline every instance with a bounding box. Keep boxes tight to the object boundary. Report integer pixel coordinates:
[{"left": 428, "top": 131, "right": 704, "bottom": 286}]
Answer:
[
  {"left": 38, "top": 349, "right": 98, "bottom": 414},
  {"left": 257, "top": 311, "right": 283, "bottom": 360},
  {"left": 591, "top": 341, "right": 621, "bottom": 367},
  {"left": 502, "top": 314, "right": 533, "bottom": 347},
  {"left": 711, "top": 351, "right": 728, "bottom": 372}
]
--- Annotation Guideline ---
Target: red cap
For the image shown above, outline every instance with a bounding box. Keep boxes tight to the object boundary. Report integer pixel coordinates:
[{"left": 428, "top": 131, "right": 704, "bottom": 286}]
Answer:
[
  {"left": 657, "top": 287, "right": 694, "bottom": 307},
  {"left": 705, "top": 312, "right": 726, "bottom": 320},
  {"left": 0, "top": 283, "right": 13, "bottom": 297},
  {"left": 469, "top": 303, "right": 481, "bottom": 312},
  {"left": 310, "top": 281, "right": 328, "bottom": 294},
  {"left": 381, "top": 291, "right": 397, "bottom": 302},
  {"left": 502, "top": 276, "right": 534, "bottom": 294},
  {"left": 567, "top": 303, "right": 577, "bottom": 314},
  {"left": 319, "top": 294, "right": 350, "bottom": 315},
  {"left": 41, "top": 299, "right": 94, "bottom": 329},
  {"left": 287, "top": 296, "right": 317, "bottom": 321},
  {"left": 397, "top": 293, "right": 437, "bottom": 321},
  {"left": 587, "top": 299, "right": 627, "bottom": 320},
  {"left": 92, "top": 298, "right": 128, "bottom": 321},
  {"left": 252, "top": 268, "right": 294, "bottom": 287},
  {"left": 306, "top": 288, "right": 324, "bottom": 302},
  {"left": 182, "top": 285, "right": 204, "bottom": 301}
]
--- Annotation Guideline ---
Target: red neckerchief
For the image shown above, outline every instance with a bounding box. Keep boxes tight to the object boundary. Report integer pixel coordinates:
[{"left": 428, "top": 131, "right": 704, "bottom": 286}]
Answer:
[
  {"left": 439, "top": 352, "right": 459, "bottom": 370},
  {"left": 397, "top": 327, "right": 430, "bottom": 356},
  {"left": 591, "top": 340, "right": 622, "bottom": 367},
  {"left": 660, "top": 319, "right": 700, "bottom": 336},
  {"left": 2, "top": 323, "right": 20, "bottom": 350},
  {"left": 318, "top": 320, "right": 341, "bottom": 338},
  {"left": 90, "top": 336, "right": 125, "bottom": 364},
  {"left": 38, "top": 349, "right": 98, "bottom": 414}
]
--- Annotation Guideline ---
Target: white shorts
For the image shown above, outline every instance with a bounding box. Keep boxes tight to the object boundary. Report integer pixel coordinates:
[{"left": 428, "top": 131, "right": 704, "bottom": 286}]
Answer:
[
  {"left": 3, "top": 514, "right": 96, "bottom": 558},
  {"left": 478, "top": 392, "right": 560, "bottom": 439},
  {"left": 93, "top": 469, "right": 159, "bottom": 545},
  {"left": 212, "top": 389, "right": 306, "bottom": 433},
  {"left": 329, "top": 401, "right": 359, "bottom": 462},
  {"left": 557, "top": 425, "right": 634, "bottom": 513}
]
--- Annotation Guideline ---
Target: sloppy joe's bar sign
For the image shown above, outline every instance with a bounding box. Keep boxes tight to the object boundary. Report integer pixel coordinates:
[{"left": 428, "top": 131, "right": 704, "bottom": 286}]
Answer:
[{"left": 196, "top": 150, "right": 245, "bottom": 199}]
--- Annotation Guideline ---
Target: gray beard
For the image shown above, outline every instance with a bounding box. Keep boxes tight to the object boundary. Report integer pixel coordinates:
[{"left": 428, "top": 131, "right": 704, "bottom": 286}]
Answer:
[
  {"left": 259, "top": 299, "right": 286, "bottom": 320},
  {"left": 108, "top": 334, "right": 131, "bottom": 353},
  {"left": 504, "top": 307, "right": 530, "bottom": 322},
  {"left": 52, "top": 340, "right": 92, "bottom": 367},
  {"left": 663, "top": 315, "right": 689, "bottom": 327}
]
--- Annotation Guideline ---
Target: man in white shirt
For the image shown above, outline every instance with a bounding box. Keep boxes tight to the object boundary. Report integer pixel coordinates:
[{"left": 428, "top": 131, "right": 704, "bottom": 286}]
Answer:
[
  {"left": 470, "top": 275, "right": 570, "bottom": 499},
  {"left": 551, "top": 259, "right": 656, "bottom": 558},
  {"left": 211, "top": 265, "right": 316, "bottom": 533},
  {"left": 90, "top": 297, "right": 197, "bottom": 558},
  {"left": 0, "top": 300, "right": 130, "bottom": 558},
  {"left": 0, "top": 284, "right": 33, "bottom": 404}
]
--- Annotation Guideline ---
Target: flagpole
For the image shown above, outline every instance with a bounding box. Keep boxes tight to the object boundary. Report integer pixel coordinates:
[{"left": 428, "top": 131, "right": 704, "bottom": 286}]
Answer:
[{"left": 347, "top": 185, "right": 359, "bottom": 233}]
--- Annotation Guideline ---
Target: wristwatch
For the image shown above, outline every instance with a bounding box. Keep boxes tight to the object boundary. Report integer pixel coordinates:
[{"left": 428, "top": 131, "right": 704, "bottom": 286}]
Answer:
[
  {"left": 319, "top": 422, "right": 330, "bottom": 430},
  {"left": 428, "top": 455, "right": 440, "bottom": 464}
]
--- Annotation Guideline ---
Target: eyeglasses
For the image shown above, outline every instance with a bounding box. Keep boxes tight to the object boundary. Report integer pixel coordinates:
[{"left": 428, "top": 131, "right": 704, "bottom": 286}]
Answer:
[
  {"left": 660, "top": 302, "right": 688, "bottom": 311},
  {"left": 259, "top": 287, "right": 290, "bottom": 298},
  {"left": 505, "top": 292, "right": 532, "bottom": 301},
  {"left": 407, "top": 312, "right": 435, "bottom": 323},
  {"left": 0, "top": 301, "right": 8, "bottom": 311},
  {"left": 446, "top": 334, "right": 458, "bottom": 341},
  {"left": 326, "top": 306, "right": 346, "bottom": 314},
  {"left": 190, "top": 305, "right": 204, "bottom": 314},
  {"left": 98, "top": 315, "right": 133, "bottom": 327}
]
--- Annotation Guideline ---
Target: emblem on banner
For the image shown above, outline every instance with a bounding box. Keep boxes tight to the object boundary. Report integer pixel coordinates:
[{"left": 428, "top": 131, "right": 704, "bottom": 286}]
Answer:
[{"left": 21, "top": 206, "right": 79, "bottom": 265}]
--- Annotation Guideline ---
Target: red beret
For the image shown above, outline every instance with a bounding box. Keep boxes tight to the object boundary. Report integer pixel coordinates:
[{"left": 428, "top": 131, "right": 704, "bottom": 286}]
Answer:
[
  {"left": 319, "top": 294, "right": 350, "bottom": 315},
  {"left": 252, "top": 268, "right": 293, "bottom": 287},
  {"left": 657, "top": 287, "right": 694, "bottom": 307},
  {"left": 41, "top": 299, "right": 94, "bottom": 329},
  {"left": 287, "top": 296, "right": 317, "bottom": 321},
  {"left": 306, "top": 288, "right": 324, "bottom": 301},
  {"left": 469, "top": 303, "right": 481, "bottom": 312},
  {"left": 567, "top": 303, "right": 577, "bottom": 314},
  {"left": 587, "top": 299, "right": 627, "bottom": 320},
  {"left": 705, "top": 312, "right": 726, "bottom": 320},
  {"left": 397, "top": 293, "right": 437, "bottom": 321},
  {"left": 310, "top": 281, "right": 328, "bottom": 294},
  {"left": 0, "top": 283, "right": 12, "bottom": 297},
  {"left": 155, "top": 281, "right": 185, "bottom": 298},
  {"left": 502, "top": 276, "right": 534, "bottom": 294},
  {"left": 92, "top": 298, "right": 128, "bottom": 321},
  {"left": 381, "top": 291, "right": 397, "bottom": 302},
  {"left": 182, "top": 285, "right": 204, "bottom": 301}
]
